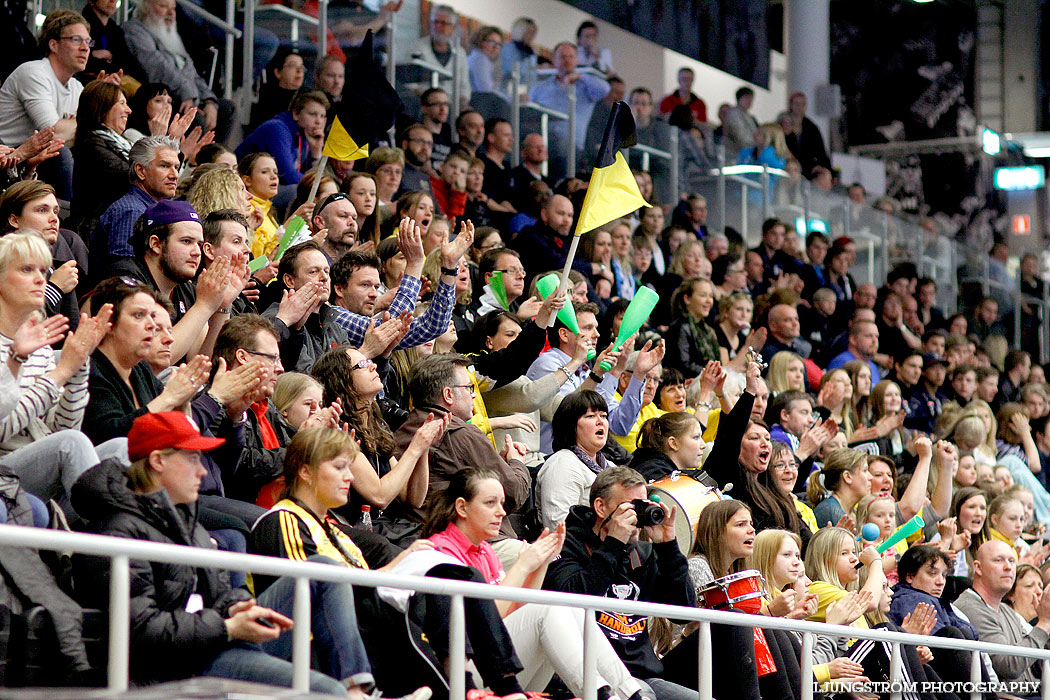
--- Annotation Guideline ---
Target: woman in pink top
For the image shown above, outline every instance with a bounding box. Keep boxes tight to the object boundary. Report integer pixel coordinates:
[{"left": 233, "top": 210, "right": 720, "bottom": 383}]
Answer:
[{"left": 424, "top": 468, "right": 644, "bottom": 700}]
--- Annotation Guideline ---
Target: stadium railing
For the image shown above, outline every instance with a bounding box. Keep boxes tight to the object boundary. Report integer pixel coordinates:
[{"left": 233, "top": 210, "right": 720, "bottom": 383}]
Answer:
[{"left": 2, "top": 525, "right": 1049, "bottom": 700}]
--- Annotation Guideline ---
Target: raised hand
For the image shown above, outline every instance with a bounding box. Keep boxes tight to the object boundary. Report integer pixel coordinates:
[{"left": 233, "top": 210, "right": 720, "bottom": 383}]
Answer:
[
  {"left": 181, "top": 126, "right": 215, "bottom": 165},
  {"left": 220, "top": 253, "right": 251, "bottom": 309},
  {"left": 534, "top": 291, "right": 566, "bottom": 328},
  {"left": 149, "top": 101, "right": 173, "bottom": 137},
  {"left": 397, "top": 217, "right": 425, "bottom": 270},
  {"left": 441, "top": 219, "right": 475, "bottom": 269},
  {"left": 698, "top": 360, "right": 725, "bottom": 396},
  {"left": 833, "top": 511, "right": 857, "bottom": 534},
  {"left": 633, "top": 339, "right": 665, "bottom": 375},
  {"left": 408, "top": 412, "right": 450, "bottom": 453},
  {"left": 515, "top": 295, "right": 543, "bottom": 320},
  {"left": 900, "top": 602, "right": 937, "bottom": 636},
  {"left": 52, "top": 304, "right": 114, "bottom": 384},
  {"left": 155, "top": 354, "right": 212, "bottom": 411},
  {"left": 196, "top": 256, "right": 230, "bottom": 311},
  {"left": 275, "top": 282, "right": 324, "bottom": 329},
  {"left": 13, "top": 315, "right": 69, "bottom": 359},
  {"left": 208, "top": 357, "right": 264, "bottom": 407},
  {"left": 825, "top": 591, "right": 866, "bottom": 626}
]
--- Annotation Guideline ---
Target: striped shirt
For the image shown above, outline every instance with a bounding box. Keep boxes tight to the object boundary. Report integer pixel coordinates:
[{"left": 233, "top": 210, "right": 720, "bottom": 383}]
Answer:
[{"left": 0, "top": 333, "right": 89, "bottom": 452}]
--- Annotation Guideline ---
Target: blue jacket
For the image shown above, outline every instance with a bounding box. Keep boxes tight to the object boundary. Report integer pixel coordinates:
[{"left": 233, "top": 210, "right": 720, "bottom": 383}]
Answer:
[
  {"left": 888, "top": 582, "right": 978, "bottom": 640},
  {"left": 235, "top": 110, "right": 311, "bottom": 185}
]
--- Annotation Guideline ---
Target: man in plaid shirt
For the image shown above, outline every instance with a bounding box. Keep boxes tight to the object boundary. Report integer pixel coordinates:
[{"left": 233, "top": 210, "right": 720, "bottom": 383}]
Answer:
[{"left": 330, "top": 217, "right": 474, "bottom": 351}]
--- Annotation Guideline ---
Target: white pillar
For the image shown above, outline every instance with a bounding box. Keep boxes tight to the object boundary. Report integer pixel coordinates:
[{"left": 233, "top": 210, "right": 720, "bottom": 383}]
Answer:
[{"left": 785, "top": 0, "right": 831, "bottom": 143}]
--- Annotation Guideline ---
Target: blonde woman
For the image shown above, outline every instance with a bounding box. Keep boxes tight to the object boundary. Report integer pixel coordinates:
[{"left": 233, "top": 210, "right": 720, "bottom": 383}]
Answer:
[
  {"left": 187, "top": 166, "right": 264, "bottom": 231},
  {"left": 750, "top": 530, "right": 868, "bottom": 685},
  {"left": 804, "top": 526, "right": 884, "bottom": 626},
  {"left": 768, "top": 350, "right": 805, "bottom": 395}
]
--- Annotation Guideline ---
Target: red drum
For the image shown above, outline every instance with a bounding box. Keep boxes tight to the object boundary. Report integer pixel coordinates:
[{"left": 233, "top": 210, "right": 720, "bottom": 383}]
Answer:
[{"left": 697, "top": 569, "right": 766, "bottom": 614}]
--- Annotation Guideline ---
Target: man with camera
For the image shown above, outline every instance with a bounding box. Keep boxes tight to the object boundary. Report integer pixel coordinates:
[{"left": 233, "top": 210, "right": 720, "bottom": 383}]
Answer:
[{"left": 543, "top": 466, "right": 695, "bottom": 700}]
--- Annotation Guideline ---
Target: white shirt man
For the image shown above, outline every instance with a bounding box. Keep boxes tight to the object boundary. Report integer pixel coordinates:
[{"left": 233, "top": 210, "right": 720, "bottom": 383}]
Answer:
[{"left": 0, "top": 10, "right": 89, "bottom": 146}]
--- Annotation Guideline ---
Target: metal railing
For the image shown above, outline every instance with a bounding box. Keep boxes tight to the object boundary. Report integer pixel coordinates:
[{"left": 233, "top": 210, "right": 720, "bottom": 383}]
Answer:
[
  {"left": 628, "top": 131, "right": 679, "bottom": 210},
  {"left": 3, "top": 525, "right": 1050, "bottom": 700},
  {"left": 173, "top": 0, "right": 241, "bottom": 100}
]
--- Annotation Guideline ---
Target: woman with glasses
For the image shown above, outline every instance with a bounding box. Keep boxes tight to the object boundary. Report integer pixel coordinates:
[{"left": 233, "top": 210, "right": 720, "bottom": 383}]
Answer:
[
  {"left": 467, "top": 26, "right": 504, "bottom": 96},
  {"left": 310, "top": 345, "right": 445, "bottom": 532}
]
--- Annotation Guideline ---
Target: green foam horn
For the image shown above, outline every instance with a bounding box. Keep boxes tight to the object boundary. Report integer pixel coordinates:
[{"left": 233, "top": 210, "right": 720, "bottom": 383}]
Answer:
[
  {"left": 600, "top": 286, "right": 660, "bottom": 371},
  {"left": 536, "top": 273, "right": 579, "bottom": 335},
  {"left": 489, "top": 271, "right": 509, "bottom": 310}
]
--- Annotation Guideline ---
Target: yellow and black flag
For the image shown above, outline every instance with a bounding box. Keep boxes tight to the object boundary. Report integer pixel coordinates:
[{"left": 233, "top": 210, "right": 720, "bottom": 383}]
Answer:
[
  {"left": 322, "top": 30, "right": 401, "bottom": 162},
  {"left": 574, "top": 100, "right": 650, "bottom": 236}
]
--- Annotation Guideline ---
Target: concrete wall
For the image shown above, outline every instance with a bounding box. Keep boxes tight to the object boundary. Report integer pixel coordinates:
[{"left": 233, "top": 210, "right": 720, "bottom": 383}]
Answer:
[{"left": 411, "top": 0, "right": 788, "bottom": 124}]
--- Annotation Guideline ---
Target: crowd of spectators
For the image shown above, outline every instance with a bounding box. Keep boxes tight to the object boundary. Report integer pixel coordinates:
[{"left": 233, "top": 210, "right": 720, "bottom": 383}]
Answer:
[{"left": 1, "top": 3, "right": 1050, "bottom": 700}]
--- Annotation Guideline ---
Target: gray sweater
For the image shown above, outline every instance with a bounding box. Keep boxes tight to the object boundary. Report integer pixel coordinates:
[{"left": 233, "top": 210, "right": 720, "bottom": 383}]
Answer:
[{"left": 954, "top": 587, "right": 1049, "bottom": 683}]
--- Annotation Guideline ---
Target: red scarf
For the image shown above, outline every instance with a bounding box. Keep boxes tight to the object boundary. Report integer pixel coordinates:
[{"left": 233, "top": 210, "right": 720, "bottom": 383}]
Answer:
[{"left": 251, "top": 400, "right": 280, "bottom": 450}]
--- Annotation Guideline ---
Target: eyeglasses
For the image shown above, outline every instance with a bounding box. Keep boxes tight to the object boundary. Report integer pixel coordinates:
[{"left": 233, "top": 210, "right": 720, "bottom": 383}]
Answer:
[
  {"left": 451, "top": 383, "right": 476, "bottom": 395},
  {"left": 351, "top": 358, "right": 375, "bottom": 371},
  {"left": 406, "top": 137, "right": 434, "bottom": 147},
  {"left": 244, "top": 349, "right": 280, "bottom": 367},
  {"left": 61, "top": 35, "right": 95, "bottom": 47},
  {"left": 494, "top": 266, "right": 525, "bottom": 277}
]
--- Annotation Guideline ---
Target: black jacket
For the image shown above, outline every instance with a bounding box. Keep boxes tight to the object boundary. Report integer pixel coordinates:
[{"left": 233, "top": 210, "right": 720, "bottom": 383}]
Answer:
[
  {"left": 82, "top": 351, "right": 163, "bottom": 444},
  {"left": 542, "top": 505, "right": 695, "bottom": 678},
  {"left": 703, "top": 391, "right": 812, "bottom": 552},
  {"left": 71, "top": 459, "right": 251, "bottom": 684},
  {"left": 627, "top": 447, "right": 680, "bottom": 482},
  {"left": 263, "top": 302, "right": 349, "bottom": 374},
  {"left": 218, "top": 399, "right": 294, "bottom": 503},
  {"left": 70, "top": 129, "right": 132, "bottom": 230}
]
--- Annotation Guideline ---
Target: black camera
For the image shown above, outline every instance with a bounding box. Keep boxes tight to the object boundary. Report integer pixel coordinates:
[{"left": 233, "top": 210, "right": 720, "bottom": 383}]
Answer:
[{"left": 632, "top": 498, "right": 665, "bottom": 528}]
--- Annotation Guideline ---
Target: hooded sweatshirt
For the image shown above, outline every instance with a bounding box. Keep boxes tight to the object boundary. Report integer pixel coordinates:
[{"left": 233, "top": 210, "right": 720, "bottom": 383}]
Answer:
[{"left": 542, "top": 504, "right": 695, "bottom": 678}]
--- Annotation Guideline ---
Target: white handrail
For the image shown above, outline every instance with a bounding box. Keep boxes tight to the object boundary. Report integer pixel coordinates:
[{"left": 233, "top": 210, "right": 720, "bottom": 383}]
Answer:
[
  {"left": 2, "top": 525, "right": 1049, "bottom": 700},
  {"left": 255, "top": 4, "right": 319, "bottom": 27}
]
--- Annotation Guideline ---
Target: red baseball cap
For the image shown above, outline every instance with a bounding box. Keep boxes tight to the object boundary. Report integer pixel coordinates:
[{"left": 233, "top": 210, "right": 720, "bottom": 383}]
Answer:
[{"left": 127, "top": 411, "right": 226, "bottom": 461}]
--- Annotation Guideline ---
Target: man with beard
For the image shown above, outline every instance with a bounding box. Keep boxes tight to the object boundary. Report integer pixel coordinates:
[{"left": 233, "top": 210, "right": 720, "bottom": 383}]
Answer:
[
  {"left": 510, "top": 194, "right": 595, "bottom": 290},
  {"left": 397, "top": 123, "right": 434, "bottom": 196},
  {"left": 311, "top": 192, "right": 359, "bottom": 262},
  {"left": 92, "top": 136, "right": 179, "bottom": 270},
  {"left": 110, "top": 199, "right": 246, "bottom": 362},
  {"left": 123, "top": 0, "right": 232, "bottom": 140},
  {"left": 328, "top": 218, "right": 471, "bottom": 351}
]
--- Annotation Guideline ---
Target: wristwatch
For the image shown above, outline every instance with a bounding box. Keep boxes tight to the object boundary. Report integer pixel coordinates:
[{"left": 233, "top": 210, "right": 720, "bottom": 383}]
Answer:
[{"left": 440, "top": 266, "right": 458, "bottom": 276}]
